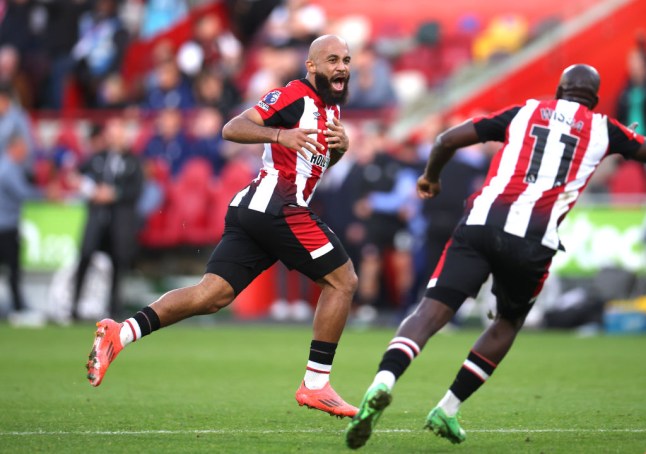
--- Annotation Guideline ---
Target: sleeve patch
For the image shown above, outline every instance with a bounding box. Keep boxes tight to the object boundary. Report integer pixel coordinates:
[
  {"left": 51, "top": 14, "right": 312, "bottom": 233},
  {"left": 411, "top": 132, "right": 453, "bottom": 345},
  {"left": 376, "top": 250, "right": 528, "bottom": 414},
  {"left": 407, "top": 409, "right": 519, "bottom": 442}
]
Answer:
[{"left": 264, "top": 90, "right": 281, "bottom": 105}]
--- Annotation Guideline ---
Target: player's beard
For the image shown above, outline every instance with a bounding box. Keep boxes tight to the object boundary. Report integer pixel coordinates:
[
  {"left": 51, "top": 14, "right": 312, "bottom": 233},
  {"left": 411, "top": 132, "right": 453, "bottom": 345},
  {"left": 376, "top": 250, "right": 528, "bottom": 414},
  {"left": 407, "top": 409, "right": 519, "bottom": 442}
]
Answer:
[{"left": 315, "top": 72, "right": 350, "bottom": 106}]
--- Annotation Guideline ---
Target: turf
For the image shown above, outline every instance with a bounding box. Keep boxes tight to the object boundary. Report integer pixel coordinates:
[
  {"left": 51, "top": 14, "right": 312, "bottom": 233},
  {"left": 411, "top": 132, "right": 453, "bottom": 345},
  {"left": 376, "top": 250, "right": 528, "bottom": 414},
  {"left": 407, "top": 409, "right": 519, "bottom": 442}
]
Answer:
[{"left": 0, "top": 322, "right": 644, "bottom": 453}]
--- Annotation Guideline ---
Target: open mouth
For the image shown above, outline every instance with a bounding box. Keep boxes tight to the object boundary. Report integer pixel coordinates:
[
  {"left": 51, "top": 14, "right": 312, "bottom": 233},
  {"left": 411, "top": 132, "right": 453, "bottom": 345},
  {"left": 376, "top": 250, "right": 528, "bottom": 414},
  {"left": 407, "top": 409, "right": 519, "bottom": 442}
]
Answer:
[{"left": 331, "top": 76, "right": 346, "bottom": 92}]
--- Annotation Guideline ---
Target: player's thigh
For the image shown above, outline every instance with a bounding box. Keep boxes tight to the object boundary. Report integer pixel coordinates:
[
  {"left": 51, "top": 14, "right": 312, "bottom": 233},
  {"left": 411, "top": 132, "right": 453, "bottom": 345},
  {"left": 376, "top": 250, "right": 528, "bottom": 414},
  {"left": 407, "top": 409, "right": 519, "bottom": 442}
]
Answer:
[
  {"left": 491, "top": 237, "right": 554, "bottom": 320},
  {"left": 205, "top": 208, "right": 276, "bottom": 296},
  {"left": 242, "top": 206, "right": 350, "bottom": 283},
  {"left": 424, "top": 225, "right": 492, "bottom": 311}
]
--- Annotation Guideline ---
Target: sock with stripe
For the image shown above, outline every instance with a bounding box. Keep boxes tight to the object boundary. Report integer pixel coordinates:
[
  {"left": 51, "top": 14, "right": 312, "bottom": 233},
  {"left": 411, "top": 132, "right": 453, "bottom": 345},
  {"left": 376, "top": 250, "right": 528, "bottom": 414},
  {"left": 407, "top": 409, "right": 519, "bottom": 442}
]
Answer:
[
  {"left": 439, "top": 349, "right": 498, "bottom": 416},
  {"left": 119, "top": 306, "right": 161, "bottom": 347},
  {"left": 370, "top": 336, "right": 421, "bottom": 391},
  {"left": 303, "top": 340, "right": 337, "bottom": 390}
]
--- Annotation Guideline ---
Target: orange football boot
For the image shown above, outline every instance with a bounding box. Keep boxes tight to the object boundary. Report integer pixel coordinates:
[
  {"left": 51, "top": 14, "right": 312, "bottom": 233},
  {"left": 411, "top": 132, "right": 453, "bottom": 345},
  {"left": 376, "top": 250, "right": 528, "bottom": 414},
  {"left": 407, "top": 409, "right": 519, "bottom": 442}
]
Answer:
[
  {"left": 295, "top": 381, "right": 358, "bottom": 418},
  {"left": 86, "top": 319, "right": 124, "bottom": 387}
]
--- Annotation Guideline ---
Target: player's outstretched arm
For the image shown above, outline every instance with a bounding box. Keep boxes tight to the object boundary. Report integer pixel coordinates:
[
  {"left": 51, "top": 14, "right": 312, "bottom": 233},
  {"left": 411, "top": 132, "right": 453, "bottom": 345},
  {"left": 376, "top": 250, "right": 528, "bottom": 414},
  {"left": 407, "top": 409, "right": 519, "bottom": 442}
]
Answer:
[
  {"left": 222, "top": 108, "right": 324, "bottom": 158},
  {"left": 419, "top": 120, "right": 480, "bottom": 197}
]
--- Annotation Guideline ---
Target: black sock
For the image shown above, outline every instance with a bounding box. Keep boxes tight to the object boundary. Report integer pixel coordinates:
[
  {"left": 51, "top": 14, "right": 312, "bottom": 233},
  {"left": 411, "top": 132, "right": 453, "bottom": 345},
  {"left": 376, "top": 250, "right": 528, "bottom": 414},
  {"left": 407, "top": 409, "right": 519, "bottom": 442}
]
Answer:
[
  {"left": 309, "top": 340, "right": 337, "bottom": 366},
  {"left": 449, "top": 350, "right": 497, "bottom": 402},
  {"left": 377, "top": 336, "right": 421, "bottom": 380},
  {"left": 133, "top": 306, "right": 161, "bottom": 338}
]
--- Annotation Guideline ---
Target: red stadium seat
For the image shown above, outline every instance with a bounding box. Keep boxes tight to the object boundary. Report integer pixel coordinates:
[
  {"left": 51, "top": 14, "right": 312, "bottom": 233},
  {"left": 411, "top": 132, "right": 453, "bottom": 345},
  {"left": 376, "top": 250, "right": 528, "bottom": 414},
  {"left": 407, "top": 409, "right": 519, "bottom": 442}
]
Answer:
[{"left": 168, "top": 158, "right": 216, "bottom": 245}]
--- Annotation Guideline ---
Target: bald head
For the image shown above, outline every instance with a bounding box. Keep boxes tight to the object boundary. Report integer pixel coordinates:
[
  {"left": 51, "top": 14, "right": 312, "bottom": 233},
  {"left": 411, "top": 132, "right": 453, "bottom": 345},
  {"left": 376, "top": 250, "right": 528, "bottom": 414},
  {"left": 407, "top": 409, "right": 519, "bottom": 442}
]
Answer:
[
  {"left": 305, "top": 34, "right": 351, "bottom": 105},
  {"left": 308, "top": 35, "right": 349, "bottom": 61},
  {"left": 556, "top": 64, "right": 600, "bottom": 109}
]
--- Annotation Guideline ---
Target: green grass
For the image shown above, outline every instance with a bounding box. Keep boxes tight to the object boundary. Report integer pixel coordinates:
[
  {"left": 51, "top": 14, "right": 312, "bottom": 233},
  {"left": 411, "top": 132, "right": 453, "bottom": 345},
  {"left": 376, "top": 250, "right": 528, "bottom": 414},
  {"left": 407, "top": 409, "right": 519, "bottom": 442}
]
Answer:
[{"left": 0, "top": 322, "right": 644, "bottom": 453}]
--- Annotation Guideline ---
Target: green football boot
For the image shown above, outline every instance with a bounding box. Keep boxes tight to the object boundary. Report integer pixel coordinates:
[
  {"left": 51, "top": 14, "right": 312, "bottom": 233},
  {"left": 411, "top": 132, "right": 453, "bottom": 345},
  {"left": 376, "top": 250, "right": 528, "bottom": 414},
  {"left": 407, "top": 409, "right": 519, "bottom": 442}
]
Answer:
[
  {"left": 345, "top": 383, "right": 392, "bottom": 449},
  {"left": 425, "top": 406, "right": 466, "bottom": 444}
]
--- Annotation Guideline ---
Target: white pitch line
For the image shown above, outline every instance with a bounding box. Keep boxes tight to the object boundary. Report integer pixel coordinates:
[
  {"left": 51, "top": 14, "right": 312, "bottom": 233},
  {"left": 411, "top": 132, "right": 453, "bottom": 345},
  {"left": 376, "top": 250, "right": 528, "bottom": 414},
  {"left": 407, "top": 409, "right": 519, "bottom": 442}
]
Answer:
[{"left": 1, "top": 428, "right": 644, "bottom": 436}]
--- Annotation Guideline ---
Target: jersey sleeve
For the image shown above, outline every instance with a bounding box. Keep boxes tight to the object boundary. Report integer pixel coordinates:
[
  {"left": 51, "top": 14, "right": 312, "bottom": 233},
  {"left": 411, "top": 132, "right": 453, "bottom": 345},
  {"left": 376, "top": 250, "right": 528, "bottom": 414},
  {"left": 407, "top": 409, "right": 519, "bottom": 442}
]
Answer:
[
  {"left": 607, "top": 117, "right": 645, "bottom": 158},
  {"left": 473, "top": 105, "right": 521, "bottom": 142},
  {"left": 253, "top": 87, "right": 305, "bottom": 128}
]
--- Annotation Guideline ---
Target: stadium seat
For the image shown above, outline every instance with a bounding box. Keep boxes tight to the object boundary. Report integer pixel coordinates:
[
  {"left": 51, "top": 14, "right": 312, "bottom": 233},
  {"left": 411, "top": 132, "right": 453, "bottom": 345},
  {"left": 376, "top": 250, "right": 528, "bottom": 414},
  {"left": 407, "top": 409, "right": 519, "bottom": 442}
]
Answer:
[
  {"left": 203, "top": 158, "right": 254, "bottom": 243},
  {"left": 168, "top": 157, "right": 216, "bottom": 245},
  {"left": 608, "top": 161, "right": 646, "bottom": 202}
]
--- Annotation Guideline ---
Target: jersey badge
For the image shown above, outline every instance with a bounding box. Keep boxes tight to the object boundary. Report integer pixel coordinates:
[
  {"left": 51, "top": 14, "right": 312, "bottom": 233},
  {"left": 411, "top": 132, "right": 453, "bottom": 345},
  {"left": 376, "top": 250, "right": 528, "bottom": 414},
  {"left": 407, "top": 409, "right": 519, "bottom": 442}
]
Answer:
[{"left": 263, "top": 90, "right": 281, "bottom": 105}]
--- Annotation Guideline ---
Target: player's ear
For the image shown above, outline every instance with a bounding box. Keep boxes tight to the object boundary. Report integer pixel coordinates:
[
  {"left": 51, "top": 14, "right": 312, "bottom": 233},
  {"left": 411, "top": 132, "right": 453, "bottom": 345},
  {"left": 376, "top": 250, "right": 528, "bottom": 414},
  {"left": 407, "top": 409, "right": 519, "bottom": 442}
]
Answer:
[{"left": 305, "top": 59, "right": 316, "bottom": 75}]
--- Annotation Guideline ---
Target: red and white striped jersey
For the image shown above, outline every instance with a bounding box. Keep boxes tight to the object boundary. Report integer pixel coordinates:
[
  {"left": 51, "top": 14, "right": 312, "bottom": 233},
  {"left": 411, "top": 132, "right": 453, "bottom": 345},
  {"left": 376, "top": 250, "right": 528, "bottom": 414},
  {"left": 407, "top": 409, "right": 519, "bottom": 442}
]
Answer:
[
  {"left": 230, "top": 79, "right": 340, "bottom": 215},
  {"left": 466, "top": 98, "right": 644, "bottom": 250}
]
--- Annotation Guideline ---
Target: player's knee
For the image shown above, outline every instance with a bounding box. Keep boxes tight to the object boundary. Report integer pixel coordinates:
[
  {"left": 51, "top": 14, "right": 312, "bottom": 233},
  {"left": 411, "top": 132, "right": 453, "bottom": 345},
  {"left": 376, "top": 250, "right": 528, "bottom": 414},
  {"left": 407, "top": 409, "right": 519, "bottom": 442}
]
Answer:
[
  {"left": 409, "top": 297, "right": 455, "bottom": 332},
  {"left": 196, "top": 274, "right": 235, "bottom": 314},
  {"left": 337, "top": 261, "right": 358, "bottom": 294},
  {"left": 319, "top": 261, "right": 358, "bottom": 295},
  {"left": 341, "top": 269, "right": 359, "bottom": 296}
]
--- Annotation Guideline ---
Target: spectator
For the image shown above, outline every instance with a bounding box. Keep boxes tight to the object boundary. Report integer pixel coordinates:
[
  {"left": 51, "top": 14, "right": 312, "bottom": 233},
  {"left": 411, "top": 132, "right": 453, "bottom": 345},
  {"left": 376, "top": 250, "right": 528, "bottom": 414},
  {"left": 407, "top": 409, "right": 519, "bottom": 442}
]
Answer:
[
  {"left": 71, "top": 0, "right": 129, "bottom": 108},
  {"left": 262, "top": 0, "right": 327, "bottom": 48},
  {"left": 243, "top": 43, "right": 302, "bottom": 108},
  {"left": 407, "top": 116, "right": 490, "bottom": 316},
  {"left": 176, "top": 13, "right": 243, "bottom": 79},
  {"left": 0, "top": 45, "right": 33, "bottom": 108},
  {"left": 0, "top": 0, "right": 50, "bottom": 109},
  {"left": 193, "top": 69, "right": 241, "bottom": 119},
  {"left": 611, "top": 44, "right": 646, "bottom": 199},
  {"left": 0, "top": 82, "right": 35, "bottom": 164},
  {"left": 0, "top": 0, "right": 37, "bottom": 53},
  {"left": 617, "top": 44, "right": 646, "bottom": 136},
  {"left": 0, "top": 133, "right": 55, "bottom": 326},
  {"left": 189, "top": 107, "right": 227, "bottom": 176},
  {"left": 142, "top": 108, "right": 194, "bottom": 177},
  {"left": 71, "top": 118, "right": 144, "bottom": 320},
  {"left": 352, "top": 131, "right": 423, "bottom": 322},
  {"left": 345, "top": 44, "right": 398, "bottom": 111},
  {"left": 96, "top": 73, "right": 130, "bottom": 109},
  {"left": 142, "top": 59, "right": 195, "bottom": 110},
  {"left": 39, "top": 0, "right": 90, "bottom": 110}
]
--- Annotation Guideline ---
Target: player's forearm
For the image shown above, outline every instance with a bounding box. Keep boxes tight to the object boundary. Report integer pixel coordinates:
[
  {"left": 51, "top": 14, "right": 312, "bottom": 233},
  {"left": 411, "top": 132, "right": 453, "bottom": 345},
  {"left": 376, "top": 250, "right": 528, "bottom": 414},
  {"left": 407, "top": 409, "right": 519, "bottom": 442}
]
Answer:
[
  {"left": 424, "top": 139, "right": 456, "bottom": 182},
  {"left": 424, "top": 121, "right": 479, "bottom": 180},
  {"left": 328, "top": 149, "right": 345, "bottom": 167},
  {"left": 222, "top": 114, "right": 279, "bottom": 145}
]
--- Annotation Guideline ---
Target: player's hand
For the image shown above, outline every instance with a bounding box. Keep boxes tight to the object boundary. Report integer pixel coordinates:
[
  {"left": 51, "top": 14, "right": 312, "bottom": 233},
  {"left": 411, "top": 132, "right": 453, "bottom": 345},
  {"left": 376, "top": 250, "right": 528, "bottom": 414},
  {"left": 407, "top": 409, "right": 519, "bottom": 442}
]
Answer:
[
  {"left": 277, "top": 128, "right": 325, "bottom": 159},
  {"left": 417, "top": 175, "right": 441, "bottom": 199},
  {"left": 628, "top": 122, "right": 639, "bottom": 132},
  {"left": 324, "top": 117, "right": 349, "bottom": 153}
]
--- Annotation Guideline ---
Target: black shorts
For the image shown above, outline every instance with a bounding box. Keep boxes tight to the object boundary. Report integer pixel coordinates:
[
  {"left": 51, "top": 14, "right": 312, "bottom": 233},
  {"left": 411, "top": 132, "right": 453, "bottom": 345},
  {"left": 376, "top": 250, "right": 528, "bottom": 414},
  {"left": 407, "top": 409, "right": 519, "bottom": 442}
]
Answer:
[
  {"left": 424, "top": 225, "right": 555, "bottom": 320},
  {"left": 205, "top": 206, "right": 349, "bottom": 295}
]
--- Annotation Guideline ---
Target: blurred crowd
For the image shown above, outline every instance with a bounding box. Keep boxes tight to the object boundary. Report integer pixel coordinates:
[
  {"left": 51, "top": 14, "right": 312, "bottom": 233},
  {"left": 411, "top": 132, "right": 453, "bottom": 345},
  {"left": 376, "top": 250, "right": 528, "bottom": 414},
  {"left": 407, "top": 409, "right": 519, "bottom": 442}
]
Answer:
[{"left": 1, "top": 0, "right": 645, "bottom": 325}]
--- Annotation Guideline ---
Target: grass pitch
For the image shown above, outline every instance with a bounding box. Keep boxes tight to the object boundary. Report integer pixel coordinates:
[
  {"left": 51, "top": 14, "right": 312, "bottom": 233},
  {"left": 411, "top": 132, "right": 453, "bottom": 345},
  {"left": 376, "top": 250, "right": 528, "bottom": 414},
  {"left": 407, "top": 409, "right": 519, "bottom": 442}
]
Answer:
[{"left": 0, "top": 322, "right": 644, "bottom": 453}]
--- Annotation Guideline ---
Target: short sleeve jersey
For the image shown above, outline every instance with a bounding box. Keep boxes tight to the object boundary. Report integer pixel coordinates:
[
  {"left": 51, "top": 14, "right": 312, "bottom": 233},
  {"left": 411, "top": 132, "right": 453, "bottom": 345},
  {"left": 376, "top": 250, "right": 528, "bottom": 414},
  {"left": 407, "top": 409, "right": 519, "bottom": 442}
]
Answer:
[
  {"left": 466, "top": 98, "right": 644, "bottom": 250},
  {"left": 230, "top": 79, "right": 341, "bottom": 215}
]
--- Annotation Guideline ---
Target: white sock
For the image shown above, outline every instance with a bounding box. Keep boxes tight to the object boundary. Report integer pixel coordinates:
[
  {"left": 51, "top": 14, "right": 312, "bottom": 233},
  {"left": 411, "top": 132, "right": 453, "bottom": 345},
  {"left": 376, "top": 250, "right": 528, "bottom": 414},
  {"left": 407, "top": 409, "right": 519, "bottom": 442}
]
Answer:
[
  {"left": 437, "top": 390, "right": 462, "bottom": 417},
  {"left": 371, "top": 370, "right": 396, "bottom": 391},
  {"left": 120, "top": 318, "right": 141, "bottom": 347},
  {"left": 303, "top": 361, "right": 331, "bottom": 390}
]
